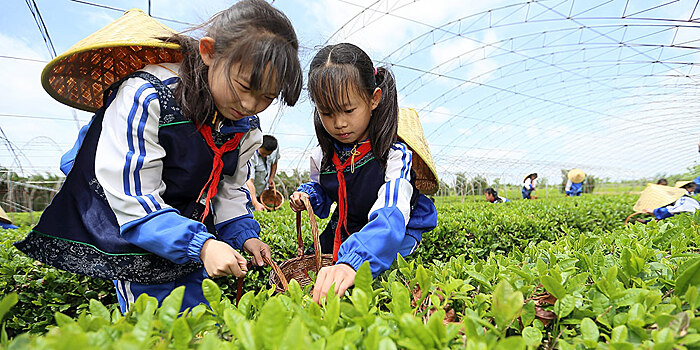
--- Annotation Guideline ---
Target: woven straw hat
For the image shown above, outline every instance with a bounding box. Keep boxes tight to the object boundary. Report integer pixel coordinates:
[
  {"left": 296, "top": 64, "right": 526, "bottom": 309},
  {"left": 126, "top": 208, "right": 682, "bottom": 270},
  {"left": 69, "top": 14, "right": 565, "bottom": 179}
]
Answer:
[
  {"left": 567, "top": 168, "right": 586, "bottom": 183},
  {"left": 633, "top": 183, "right": 686, "bottom": 212},
  {"left": 0, "top": 206, "right": 11, "bottom": 225},
  {"left": 674, "top": 180, "right": 694, "bottom": 189},
  {"left": 397, "top": 108, "right": 439, "bottom": 195},
  {"left": 41, "top": 8, "right": 182, "bottom": 112}
]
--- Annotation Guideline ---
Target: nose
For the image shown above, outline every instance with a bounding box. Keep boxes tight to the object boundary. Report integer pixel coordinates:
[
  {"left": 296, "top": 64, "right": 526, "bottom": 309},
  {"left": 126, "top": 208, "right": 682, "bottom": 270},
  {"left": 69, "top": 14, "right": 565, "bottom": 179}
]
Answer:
[
  {"left": 333, "top": 114, "right": 347, "bottom": 129},
  {"left": 239, "top": 95, "right": 257, "bottom": 115}
]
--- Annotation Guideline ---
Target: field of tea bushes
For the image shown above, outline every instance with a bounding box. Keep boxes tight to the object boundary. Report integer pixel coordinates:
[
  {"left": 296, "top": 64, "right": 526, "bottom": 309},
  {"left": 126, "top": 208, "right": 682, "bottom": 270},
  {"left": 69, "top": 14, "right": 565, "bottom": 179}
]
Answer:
[{"left": 0, "top": 195, "right": 698, "bottom": 349}]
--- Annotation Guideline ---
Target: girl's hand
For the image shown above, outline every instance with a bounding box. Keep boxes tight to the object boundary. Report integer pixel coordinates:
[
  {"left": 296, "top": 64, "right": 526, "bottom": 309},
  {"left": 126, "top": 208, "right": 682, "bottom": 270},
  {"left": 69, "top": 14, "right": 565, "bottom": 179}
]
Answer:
[
  {"left": 289, "top": 192, "right": 309, "bottom": 212},
  {"left": 312, "top": 264, "right": 356, "bottom": 304},
  {"left": 253, "top": 200, "right": 266, "bottom": 212},
  {"left": 200, "top": 239, "right": 248, "bottom": 278},
  {"left": 242, "top": 238, "right": 271, "bottom": 267}
]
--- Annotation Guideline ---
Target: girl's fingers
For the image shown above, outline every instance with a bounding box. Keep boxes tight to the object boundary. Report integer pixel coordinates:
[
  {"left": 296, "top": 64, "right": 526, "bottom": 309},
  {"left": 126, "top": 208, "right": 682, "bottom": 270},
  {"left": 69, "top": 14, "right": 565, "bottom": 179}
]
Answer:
[{"left": 336, "top": 278, "right": 354, "bottom": 296}]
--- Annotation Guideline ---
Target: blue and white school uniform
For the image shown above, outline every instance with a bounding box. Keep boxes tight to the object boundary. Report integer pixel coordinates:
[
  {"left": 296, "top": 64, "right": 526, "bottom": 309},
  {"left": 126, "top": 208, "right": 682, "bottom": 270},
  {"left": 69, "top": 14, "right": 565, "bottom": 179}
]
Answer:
[
  {"left": 0, "top": 222, "right": 18, "bottom": 230},
  {"left": 297, "top": 141, "right": 437, "bottom": 278},
  {"left": 565, "top": 179, "right": 583, "bottom": 196},
  {"left": 490, "top": 196, "right": 510, "bottom": 203},
  {"left": 522, "top": 178, "right": 536, "bottom": 199},
  {"left": 652, "top": 191, "right": 700, "bottom": 220},
  {"left": 16, "top": 64, "right": 262, "bottom": 313}
]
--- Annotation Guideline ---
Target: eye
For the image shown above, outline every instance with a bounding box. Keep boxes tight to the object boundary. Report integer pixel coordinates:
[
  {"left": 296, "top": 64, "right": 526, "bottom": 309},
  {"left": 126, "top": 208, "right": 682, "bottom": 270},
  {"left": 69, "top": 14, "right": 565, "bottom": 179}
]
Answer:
[
  {"left": 344, "top": 108, "right": 356, "bottom": 114},
  {"left": 237, "top": 80, "right": 251, "bottom": 91},
  {"left": 263, "top": 94, "right": 276, "bottom": 101}
]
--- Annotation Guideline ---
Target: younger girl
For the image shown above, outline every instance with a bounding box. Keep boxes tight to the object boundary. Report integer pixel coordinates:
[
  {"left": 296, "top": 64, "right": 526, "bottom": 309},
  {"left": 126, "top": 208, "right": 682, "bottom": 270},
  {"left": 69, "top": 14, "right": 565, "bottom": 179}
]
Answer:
[
  {"left": 16, "top": 0, "right": 302, "bottom": 313},
  {"left": 522, "top": 173, "right": 538, "bottom": 199},
  {"left": 289, "top": 43, "right": 438, "bottom": 303}
]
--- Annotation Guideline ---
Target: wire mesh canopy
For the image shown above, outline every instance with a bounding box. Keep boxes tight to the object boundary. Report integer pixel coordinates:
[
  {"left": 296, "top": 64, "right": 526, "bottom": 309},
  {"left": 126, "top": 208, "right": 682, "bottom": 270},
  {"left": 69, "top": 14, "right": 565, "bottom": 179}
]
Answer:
[{"left": 282, "top": 0, "right": 700, "bottom": 183}]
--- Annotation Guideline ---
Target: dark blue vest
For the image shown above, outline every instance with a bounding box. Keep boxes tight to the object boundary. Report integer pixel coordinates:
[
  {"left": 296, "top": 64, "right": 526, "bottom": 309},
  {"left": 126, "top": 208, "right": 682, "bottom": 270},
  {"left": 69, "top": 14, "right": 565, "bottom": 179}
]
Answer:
[
  {"left": 15, "top": 72, "right": 241, "bottom": 283},
  {"left": 317, "top": 150, "right": 419, "bottom": 254}
]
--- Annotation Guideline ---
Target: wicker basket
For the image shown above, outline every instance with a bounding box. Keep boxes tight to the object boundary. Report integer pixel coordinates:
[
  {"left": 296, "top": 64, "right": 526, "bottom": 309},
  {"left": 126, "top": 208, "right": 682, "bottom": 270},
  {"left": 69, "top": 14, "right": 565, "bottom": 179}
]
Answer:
[
  {"left": 268, "top": 196, "right": 333, "bottom": 293},
  {"left": 260, "top": 182, "right": 284, "bottom": 211}
]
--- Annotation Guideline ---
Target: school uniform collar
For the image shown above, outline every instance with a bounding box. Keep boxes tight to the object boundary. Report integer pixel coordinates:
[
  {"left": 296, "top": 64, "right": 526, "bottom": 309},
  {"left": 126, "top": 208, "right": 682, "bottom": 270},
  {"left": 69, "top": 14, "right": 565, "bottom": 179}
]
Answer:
[
  {"left": 219, "top": 115, "right": 260, "bottom": 134},
  {"left": 333, "top": 137, "right": 370, "bottom": 152}
]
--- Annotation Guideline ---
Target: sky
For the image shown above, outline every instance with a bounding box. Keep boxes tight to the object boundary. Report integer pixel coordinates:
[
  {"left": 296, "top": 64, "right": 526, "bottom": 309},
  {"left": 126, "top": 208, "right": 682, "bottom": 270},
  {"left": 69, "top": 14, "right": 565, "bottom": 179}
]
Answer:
[{"left": 2, "top": 0, "right": 700, "bottom": 186}]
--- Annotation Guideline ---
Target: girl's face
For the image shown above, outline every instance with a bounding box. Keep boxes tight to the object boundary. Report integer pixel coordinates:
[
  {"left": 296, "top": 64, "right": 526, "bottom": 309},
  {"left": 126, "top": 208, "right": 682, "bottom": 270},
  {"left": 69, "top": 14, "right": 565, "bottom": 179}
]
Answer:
[
  {"left": 200, "top": 38, "right": 277, "bottom": 121},
  {"left": 317, "top": 85, "right": 381, "bottom": 144},
  {"left": 484, "top": 193, "right": 494, "bottom": 202}
]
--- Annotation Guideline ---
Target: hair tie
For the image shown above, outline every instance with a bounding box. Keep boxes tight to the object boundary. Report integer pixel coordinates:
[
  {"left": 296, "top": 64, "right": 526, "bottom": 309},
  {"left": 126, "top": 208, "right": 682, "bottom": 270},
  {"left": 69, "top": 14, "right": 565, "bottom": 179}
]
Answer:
[{"left": 373, "top": 67, "right": 377, "bottom": 76}]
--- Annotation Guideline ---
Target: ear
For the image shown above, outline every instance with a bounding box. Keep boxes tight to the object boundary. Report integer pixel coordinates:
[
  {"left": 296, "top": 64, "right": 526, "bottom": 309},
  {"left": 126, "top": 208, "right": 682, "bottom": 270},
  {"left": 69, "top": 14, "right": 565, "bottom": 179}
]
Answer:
[
  {"left": 370, "top": 87, "right": 382, "bottom": 110},
  {"left": 199, "top": 37, "right": 216, "bottom": 67}
]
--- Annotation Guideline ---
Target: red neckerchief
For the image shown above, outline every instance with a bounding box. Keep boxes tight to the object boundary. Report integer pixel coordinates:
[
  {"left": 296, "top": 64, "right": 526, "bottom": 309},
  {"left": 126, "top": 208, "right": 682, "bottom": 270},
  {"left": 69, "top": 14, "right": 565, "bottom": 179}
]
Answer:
[
  {"left": 196, "top": 124, "right": 244, "bottom": 221},
  {"left": 330, "top": 141, "right": 372, "bottom": 261}
]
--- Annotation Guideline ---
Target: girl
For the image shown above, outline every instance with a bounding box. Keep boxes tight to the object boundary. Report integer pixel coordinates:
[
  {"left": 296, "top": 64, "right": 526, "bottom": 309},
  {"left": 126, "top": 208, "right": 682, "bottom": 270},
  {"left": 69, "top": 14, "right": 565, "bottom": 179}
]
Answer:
[
  {"left": 565, "top": 168, "right": 585, "bottom": 196},
  {"left": 16, "top": 0, "right": 302, "bottom": 313},
  {"left": 522, "top": 173, "right": 538, "bottom": 199},
  {"left": 484, "top": 187, "right": 509, "bottom": 203},
  {"left": 643, "top": 181, "right": 699, "bottom": 220},
  {"left": 289, "top": 43, "right": 438, "bottom": 303}
]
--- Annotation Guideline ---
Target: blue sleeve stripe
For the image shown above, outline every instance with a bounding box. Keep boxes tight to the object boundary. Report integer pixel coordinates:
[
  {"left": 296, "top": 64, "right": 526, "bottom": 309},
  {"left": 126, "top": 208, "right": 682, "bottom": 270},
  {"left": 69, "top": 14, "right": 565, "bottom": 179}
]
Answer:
[
  {"left": 237, "top": 187, "right": 253, "bottom": 215},
  {"left": 121, "top": 81, "right": 158, "bottom": 214},
  {"left": 405, "top": 145, "right": 412, "bottom": 180},
  {"left": 385, "top": 179, "right": 391, "bottom": 207},
  {"left": 133, "top": 93, "right": 157, "bottom": 196},
  {"left": 392, "top": 178, "right": 401, "bottom": 207},
  {"left": 162, "top": 77, "right": 179, "bottom": 86},
  {"left": 145, "top": 194, "right": 161, "bottom": 211}
]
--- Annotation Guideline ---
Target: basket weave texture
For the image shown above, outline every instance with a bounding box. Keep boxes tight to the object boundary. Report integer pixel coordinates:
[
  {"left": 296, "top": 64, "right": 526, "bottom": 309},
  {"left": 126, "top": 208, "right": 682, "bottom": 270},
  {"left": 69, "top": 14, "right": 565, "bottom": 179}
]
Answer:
[
  {"left": 398, "top": 108, "right": 439, "bottom": 195},
  {"left": 41, "top": 9, "right": 181, "bottom": 112},
  {"left": 268, "top": 197, "right": 333, "bottom": 293}
]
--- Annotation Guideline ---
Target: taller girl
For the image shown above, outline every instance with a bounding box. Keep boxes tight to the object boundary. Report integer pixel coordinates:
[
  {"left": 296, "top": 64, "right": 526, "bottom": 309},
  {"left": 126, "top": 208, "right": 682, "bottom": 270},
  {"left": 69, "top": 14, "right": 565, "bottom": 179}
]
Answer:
[
  {"left": 290, "top": 43, "right": 438, "bottom": 302},
  {"left": 16, "top": 0, "right": 302, "bottom": 313}
]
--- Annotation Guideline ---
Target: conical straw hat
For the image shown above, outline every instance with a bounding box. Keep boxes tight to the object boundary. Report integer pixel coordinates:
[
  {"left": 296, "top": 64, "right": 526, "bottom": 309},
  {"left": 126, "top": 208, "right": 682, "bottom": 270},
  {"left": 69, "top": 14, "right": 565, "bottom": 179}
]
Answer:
[
  {"left": 674, "top": 180, "right": 693, "bottom": 189},
  {"left": 0, "top": 206, "right": 11, "bottom": 225},
  {"left": 633, "top": 183, "right": 686, "bottom": 212},
  {"left": 41, "top": 8, "right": 182, "bottom": 112},
  {"left": 397, "top": 108, "right": 439, "bottom": 195},
  {"left": 567, "top": 168, "right": 586, "bottom": 183}
]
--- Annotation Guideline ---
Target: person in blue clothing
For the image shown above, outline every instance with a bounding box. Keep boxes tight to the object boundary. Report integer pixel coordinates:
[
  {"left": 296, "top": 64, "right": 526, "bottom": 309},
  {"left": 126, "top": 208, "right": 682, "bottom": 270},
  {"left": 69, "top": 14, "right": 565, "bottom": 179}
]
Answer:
[
  {"left": 522, "top": 173, "right": 538, "bottom": 199},
  {"left": 0, "top": 207, "right": 18, "bottom": 230},
  {"left": 693, "top": 176, "right": 700, "bottom": 195},
  {"left": 289, "top": 43, "right": 438, "bottom": 303},
  {"left": 484, "top": 187, "right": 509, "bottom": 203},
  {"left": 15, "top": 0, "right": 302, "bottom": 313},
  {"left": 565, "top": 168, "right": 585, "bottom": 196},
  {"left": 643, "top": 181, "right": 699, "bottom": 220}
]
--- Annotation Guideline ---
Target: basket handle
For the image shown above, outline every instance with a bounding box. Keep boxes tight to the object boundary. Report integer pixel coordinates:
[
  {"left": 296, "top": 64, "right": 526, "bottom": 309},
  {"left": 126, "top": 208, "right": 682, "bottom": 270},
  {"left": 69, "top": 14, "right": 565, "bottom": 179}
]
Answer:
[
  {"left": 235, "top": 256, "right": 289, "bottom": 303},
  {"left": 625, "top": 212, "right": 645, "bottom": 225},
  {"left": 296, "top": 196, "right": 323, "bottom": 272}
]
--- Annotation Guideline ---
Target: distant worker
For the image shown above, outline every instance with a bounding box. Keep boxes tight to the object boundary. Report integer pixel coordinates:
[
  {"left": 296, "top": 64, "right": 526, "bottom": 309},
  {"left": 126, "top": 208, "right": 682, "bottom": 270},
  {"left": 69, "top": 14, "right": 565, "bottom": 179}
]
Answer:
[
  {"left": 0, "top": 207, "right": 18, "bottom": 230},
  {"left": 246, "top": 135, "right": 281, "bottom": 211},
  {"left": 565, "top": 168, "right": 586, "bottom": 196},
  {"left": 643, "top": 181, "right": 699, "bottom": 220},
  {"left": 656, "top": 178, "right": 668, "bottom": 186},
  {"left": 484, "top": 187, "right": 509, "bottom": 203},
  {"left": 522, "top": 173, "right": 538, "bottom": 199},
  {"left": 693, "top": 176, "right": 700, "bottom": 195}
]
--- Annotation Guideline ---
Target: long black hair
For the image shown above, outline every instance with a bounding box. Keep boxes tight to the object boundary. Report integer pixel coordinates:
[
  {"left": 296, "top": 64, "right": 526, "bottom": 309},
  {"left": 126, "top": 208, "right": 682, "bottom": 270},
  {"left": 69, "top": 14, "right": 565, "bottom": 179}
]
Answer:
[
  {"left": 166, "top": 0, "right": 302, "bottom": 125},
  {"left": 524, "top": 173, "right": 538, "bottom": 183},
  {"left": 307, "top": 43, "right": 398, "bottom": 170}
]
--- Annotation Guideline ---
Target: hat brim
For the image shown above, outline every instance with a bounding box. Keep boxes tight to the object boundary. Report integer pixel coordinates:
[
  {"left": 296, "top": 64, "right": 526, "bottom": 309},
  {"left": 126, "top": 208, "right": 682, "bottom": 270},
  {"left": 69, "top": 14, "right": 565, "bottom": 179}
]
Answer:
[
  {"left": 633, "top": 183, "right": 686, "bottom": 212},
  {"left": 41, "top": 9, "right": 181, "bottom": 112},
  {"left": 398, "top": 108, "right": 439, "bottom": 195}
]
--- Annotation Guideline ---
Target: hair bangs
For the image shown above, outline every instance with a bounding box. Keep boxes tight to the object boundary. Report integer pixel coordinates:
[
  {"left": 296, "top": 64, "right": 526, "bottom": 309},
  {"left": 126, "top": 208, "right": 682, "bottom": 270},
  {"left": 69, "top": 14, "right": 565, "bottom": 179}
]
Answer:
[
  {"left": 220, "top": 33, "right": 302, "bottom": 106},
  {"left": 308, "top": 64, "right": 367, "bottom": 114}
]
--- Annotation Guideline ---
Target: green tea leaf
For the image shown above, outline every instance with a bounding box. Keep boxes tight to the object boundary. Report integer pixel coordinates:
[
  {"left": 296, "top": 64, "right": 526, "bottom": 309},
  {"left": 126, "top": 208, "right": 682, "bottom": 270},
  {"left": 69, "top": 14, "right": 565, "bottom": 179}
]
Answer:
[
  {"left": 0, "top": 294, "right": 17, "bottom": 323},
  {"left": 541, "top": 275, "right": 566, "bottom": 300},
  {"left": 675, "top": 257, "right": 700, "bottom": 294},
  {"left": 355, "top": 262, "right": 373, "bottom": 297},
  {"left": 522, "top": 326, "right": 542, "bottom": 347},
  {"left": 158, "top": 286, "right": 184, "bottom": 329},
  {"left": 554, "top": 295, "right": 575, "bottom": 319},
  {"left": 610, "top": 325, "right": 628, "bottom": 343},
  {"left": 89, "top": 299, "right": 110, "bottom": 322},
  {"left": 580, "top": 317, "right": 599, "bottom": 342},
  {"left": 202, "top": 279, "right": 221, "bottom": 312},
  {"left": 171, "top": 316, "right": 192, "bottom": 350}
]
